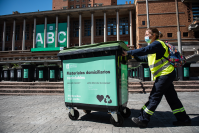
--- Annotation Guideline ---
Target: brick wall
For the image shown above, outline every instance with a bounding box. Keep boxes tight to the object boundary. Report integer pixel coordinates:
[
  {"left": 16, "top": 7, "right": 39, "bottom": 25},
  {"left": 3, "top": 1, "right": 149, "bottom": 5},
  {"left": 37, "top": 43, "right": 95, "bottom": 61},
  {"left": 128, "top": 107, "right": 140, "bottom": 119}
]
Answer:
[
  {"left": 135, "top": 0, "right": 197, "bottom": 49},
  {"left": 52, "top": 0, "right": 116, "bottom": 10}
]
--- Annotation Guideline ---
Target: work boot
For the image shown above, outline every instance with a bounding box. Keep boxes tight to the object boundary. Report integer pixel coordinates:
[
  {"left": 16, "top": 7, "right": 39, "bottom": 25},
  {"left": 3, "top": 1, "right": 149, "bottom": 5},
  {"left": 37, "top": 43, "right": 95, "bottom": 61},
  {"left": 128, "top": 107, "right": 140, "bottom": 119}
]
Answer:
[
  {"left": 173, "top": 120, "right": 191, "bottom": 126},
  {"left": 131, "top": 117, "right": 148, "bottom": 128}
]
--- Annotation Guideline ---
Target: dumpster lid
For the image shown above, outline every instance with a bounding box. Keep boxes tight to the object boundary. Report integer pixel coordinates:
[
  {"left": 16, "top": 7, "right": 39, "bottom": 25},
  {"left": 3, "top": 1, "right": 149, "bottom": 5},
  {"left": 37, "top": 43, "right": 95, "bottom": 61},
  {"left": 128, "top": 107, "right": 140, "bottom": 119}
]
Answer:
[{"left": 57, "top": 41, "right": 129, "bottom": 57}]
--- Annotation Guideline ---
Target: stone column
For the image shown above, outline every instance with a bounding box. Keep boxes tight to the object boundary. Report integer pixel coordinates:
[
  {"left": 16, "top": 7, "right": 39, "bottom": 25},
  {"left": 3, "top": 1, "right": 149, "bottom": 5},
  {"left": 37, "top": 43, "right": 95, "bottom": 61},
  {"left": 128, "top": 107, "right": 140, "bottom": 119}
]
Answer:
[
  {"left": 129, "top": 10, "right": 133, "bottom": 46},
  {"left": 67, "top": 14, "right": 70, "bottom": 48},
  {"left": 12, "top": 19, "right": 16, "bottom": 51},
  {"left": 104, "top": 12, "right": 107, "bottom": 42},
  {"left": 55, "top": 16, "right": 58, "bottom": 47},
  {"left": 116, "top": 10, "right": 120, "bottom": 41},
  {"left": 91, "top": 12, "right": 94, "bottom": 44},
  {"left": 22, "top": 18, "right": 26, "bottom": 50},
  {"left": 2, "top": 21, "right": 6, "bottom": 51},
  {"left": 79, "top": 13, "right": 82, "bottom": 46},
  {"left": 33, "top": 18, "right": 36, "bottom": 48},
  {"left": 44, "top": 17, "right": 47, "bottom": 48}
]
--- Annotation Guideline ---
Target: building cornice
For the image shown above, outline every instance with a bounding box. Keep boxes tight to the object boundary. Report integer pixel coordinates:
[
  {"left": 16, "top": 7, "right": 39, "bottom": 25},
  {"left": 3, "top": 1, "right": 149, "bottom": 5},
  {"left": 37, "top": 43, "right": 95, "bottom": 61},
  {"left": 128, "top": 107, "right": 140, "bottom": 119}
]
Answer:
[{"left": 0, "top": 4, "right": 134, "bottom": 20}]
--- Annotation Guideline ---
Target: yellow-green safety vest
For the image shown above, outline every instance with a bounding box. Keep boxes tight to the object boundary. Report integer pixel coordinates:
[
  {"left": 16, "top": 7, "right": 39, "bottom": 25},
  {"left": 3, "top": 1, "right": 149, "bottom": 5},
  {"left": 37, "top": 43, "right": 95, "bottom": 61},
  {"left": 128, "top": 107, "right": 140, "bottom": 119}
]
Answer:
[{"left": 148, "top": 40, "right": 174, "bottom": 80}]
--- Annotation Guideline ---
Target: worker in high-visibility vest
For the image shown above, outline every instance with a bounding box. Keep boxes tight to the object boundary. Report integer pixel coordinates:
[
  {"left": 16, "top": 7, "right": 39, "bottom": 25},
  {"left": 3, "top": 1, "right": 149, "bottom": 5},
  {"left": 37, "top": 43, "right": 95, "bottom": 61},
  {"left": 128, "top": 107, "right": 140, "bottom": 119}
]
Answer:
[{"left": 122, "top": 28, "right": 191, "bottom": 127}]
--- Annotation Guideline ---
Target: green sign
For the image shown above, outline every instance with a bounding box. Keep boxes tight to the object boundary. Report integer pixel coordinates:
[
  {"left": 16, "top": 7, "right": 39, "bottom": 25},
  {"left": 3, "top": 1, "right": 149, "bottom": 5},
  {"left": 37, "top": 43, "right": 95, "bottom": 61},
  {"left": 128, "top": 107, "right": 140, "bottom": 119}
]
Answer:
[
  {"left": 58, "top": 23, "right": 67, "bottom": 47},
  {"left": 24, "top": 69, "right": 28, "bottom": 78},
  {"left": 60, "top": 71, "right": 63, "bottom": 78},
  {"left": 39, "top": 70, "right": 43, "bottom": 79},
  {"left": 184, "top": 67, "right": 189, "bottom": 77},
  {"left": 63, "top": 55, "right": 117, "bottom": 106},
  {"left": 36, "top": 24, "right": 44, "bottom": 48},
  {"left": 144, "top": 68, "right": 150, "bottom": 78},
  {"left": 32, "top": 22, "right": 67, "bottom": 52},
  {"left": 50, "top": 70, "right": 55, "bottom": 78},
  {"left": 47, "top": 24, "right": 55, "bottom": 48},
  {"left": 121, "top": 64, "right": 128, "bottom": 105}
]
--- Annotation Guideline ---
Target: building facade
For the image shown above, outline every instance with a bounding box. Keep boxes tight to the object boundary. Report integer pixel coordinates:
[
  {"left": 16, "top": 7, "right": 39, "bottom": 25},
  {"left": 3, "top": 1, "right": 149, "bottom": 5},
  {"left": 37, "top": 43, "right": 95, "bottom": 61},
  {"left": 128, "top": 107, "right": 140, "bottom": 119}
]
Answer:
[
  {"left": 0, "top": 4, "right": 135, "bottom": 67},
  {"left": 52, "top": 0, "right": 117, "bottom": 10},
  {"left": 135, "top": 0, "right": 199, "bottom": 57}
]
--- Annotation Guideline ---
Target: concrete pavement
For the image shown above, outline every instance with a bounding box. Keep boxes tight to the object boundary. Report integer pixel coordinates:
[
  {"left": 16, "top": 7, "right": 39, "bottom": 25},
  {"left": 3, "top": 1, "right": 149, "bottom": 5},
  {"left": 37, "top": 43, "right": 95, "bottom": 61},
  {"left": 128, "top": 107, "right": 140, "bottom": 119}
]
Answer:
[{"left": 0, "top": 92, "right": 199, "bottom": 133}]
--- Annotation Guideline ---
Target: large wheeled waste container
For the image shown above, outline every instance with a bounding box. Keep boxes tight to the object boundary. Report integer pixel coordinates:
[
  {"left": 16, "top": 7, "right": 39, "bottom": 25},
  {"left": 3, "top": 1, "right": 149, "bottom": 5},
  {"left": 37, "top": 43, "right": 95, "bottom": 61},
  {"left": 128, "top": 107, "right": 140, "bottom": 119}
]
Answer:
[
  {"left": 48, "top": 64, "right": 59, "bottom": 82},
  {"left": 3, "top": 69, "right": 10, "bottom": 81},
  {"left": 9, "top": 68, "right": 17, "bottom": 81},
  {"left": 57, "top": 41, "right": 131, "bottom": 127},
  {"left": 16, "top": 67, "right": 22, "bottom": 82},
  {"left": 177, "top": 62, "right": 192, "bottom": 81},
  {"left": 140, "top": 63, "right": 151, "bottom": 81},
  {"left": 21, "top": 63, "right": 35, "bottom": 82},
  {"left": 37, "top": 65, "right": 48, "bottom": 81},
  {"left": 0, "top": 66, "right": 2, "bottom": 82}
]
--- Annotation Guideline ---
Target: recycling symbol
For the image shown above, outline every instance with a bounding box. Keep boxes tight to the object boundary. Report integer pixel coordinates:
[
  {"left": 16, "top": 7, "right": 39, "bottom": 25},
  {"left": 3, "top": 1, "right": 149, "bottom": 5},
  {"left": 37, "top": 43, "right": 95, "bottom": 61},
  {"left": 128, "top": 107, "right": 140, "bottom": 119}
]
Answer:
[
  {"left": 104, "top": 95, "right": 112, "bottom": 103},
  {"left": 96, "top": 95, "right": 112, "bottom": 104}
]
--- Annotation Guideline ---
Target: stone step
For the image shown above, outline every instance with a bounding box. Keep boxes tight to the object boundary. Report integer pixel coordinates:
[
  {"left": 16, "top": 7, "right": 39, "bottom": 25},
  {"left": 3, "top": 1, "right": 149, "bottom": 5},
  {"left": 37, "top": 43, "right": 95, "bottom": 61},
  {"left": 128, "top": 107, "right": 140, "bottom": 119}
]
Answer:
[
  {"left": 0, "top": 82, "right": 64, "bottom": 85},
  {"left": 0, "top": 85, "right": 64, "bottom": 89},
  {"left": 128, "top": 81, "right": 199, "bottom": 85},
  {"left": 0, "top": 89, "right": 64, "bottom": 93},
  {"left": 0, "top": 93, "right": 64, "bottom": 96},
  {"left": 128, "top": 84, "right": 199, "bottom": 89},
  {"left": 128, "top": 89, "right": 199, "bottom": 93}
]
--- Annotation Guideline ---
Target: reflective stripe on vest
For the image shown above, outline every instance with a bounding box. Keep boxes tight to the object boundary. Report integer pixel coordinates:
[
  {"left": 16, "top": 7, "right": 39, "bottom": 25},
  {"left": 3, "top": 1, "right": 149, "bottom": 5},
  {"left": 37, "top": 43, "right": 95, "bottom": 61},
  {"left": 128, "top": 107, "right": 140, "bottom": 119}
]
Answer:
[
  {"left": 147, "top": 40, "right": 174, "bottom": 80},
  {"left": 152, "top": 61, "right": 171, "bottom": 77},
  {"left": 142, "top": 105, "right": 154, "bottom": 115},
  {"left": 149, "top": 57, "right": 169, "bottom": 69},
  {"left": 172, "top": 107, "right": 185, "bottom": 114}
]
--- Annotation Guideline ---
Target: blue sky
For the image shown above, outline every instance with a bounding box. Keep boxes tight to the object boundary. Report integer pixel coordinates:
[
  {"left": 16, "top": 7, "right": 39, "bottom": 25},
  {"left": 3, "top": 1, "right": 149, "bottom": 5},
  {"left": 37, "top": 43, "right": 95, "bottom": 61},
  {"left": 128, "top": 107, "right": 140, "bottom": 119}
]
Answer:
[{"left": 0, "top": 0, "right": 134, "bottom": 16}]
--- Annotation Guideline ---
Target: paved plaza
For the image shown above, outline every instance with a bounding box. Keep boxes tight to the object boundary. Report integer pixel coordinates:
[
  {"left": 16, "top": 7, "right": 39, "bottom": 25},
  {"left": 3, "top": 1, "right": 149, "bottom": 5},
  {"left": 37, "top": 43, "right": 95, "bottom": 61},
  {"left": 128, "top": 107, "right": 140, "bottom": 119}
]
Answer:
[{"left": 0, "top": 92, "right": 199, "bottom": 133}]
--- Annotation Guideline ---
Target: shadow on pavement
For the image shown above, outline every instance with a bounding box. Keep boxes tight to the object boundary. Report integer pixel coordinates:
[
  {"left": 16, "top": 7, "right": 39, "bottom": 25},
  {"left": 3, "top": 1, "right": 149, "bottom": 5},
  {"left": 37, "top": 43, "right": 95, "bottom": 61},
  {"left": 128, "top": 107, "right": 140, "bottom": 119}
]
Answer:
[{"left": 79, "top": 109, "right": 199, "bottom": 128}]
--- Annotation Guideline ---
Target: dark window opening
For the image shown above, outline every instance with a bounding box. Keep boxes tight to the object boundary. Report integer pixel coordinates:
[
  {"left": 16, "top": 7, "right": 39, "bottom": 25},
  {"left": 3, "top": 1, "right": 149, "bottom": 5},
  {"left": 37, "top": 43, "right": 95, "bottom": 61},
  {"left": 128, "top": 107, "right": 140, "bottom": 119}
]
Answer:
[
  {"left": 6, "top": 26, "right": 11, "bottom": 42},
  {"left": 96, "top": 19, "right": 104, "bottom": 36},
  {"left": 107, "top": 18, "right": 116, "bottom": 35},
  {"left": 167, "top": 33, "right": 172, "bottom": 37},
  {"left": 84, "top": 20, "right": 91, "bottom": 36},
  {"left": 119, "top": 17, "right": 128, "bottom": 35},
  {"left": 73, "top": 21, "right": 79, "bottom": 37},
  {"left": 15, "top": 25, "right": 20, "bottom": 40},
  {"left": 142, "top": 21, "right": 145, "bottom": 25},
  {"left": 25, "top": 24, "right": 29, "bottom": 40},
  {"left": 183, "top": 32, "right": 188, "bottom": 37}
]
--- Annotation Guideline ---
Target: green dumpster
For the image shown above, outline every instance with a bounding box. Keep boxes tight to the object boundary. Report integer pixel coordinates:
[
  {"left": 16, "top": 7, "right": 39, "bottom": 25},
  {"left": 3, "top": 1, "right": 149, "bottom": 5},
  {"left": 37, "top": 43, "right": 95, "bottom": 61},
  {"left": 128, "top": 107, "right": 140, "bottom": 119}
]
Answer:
[
  {"left": 16, "top": 68, "right": 22, "bottom": 82},
  {"left": 0, "top": 66, "right": 2, "bottom": 82},
  {"left": 37, "top": 65, "right": 48, "bottom": 81},
  {"left": 48, "top": 64, "right": 59, "bottom": 82},
  {"left": 57, "top": 41, "right": 131, "bottom": 127},
  {"left": 9, "top": 68, "right": 17, "bottom": 81},
  {"left": 177, "top": 62, "right": 192, "bottom": 80},
  {"left": 3, "top": 69, "right": 10, "bottom": 81},
  {"left": 21, "top": 63, "right": 35, "bottom": 82},
  {"left": 59, "top": 66, "right": 63, "bottom": 81}
]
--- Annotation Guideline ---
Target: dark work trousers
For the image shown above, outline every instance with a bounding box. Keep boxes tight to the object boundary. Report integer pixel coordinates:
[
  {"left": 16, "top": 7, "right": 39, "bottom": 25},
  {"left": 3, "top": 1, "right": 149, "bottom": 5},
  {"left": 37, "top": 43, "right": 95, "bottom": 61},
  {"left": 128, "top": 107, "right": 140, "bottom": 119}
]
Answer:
[{"left": 138, "top": 69, "right": 190, "bottom": 124}]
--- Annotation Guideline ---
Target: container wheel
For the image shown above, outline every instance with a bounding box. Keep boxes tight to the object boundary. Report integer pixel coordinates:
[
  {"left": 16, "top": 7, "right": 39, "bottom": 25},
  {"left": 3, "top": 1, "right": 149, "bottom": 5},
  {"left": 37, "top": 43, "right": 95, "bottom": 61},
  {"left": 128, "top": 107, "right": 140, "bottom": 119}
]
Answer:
[
  {"left": 68, "top": 109, "right": 79, "bottom": 120},
  {"left": 120, "top": 107, "right": 131, "bottom": 118},
  {"left": 83, "top": 110, "right": 91, "bottom": 114},
  {"left": 110, "top": 114, "right": 124, "bottom": 127}
]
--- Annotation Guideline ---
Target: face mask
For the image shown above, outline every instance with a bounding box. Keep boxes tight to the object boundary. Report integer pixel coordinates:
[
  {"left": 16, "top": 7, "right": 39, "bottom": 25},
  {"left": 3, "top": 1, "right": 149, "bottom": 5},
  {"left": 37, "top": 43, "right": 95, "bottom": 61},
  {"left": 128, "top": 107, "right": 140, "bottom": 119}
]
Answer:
[{"left": 145, "top": 36, "right": 151, "bottom": 43}]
